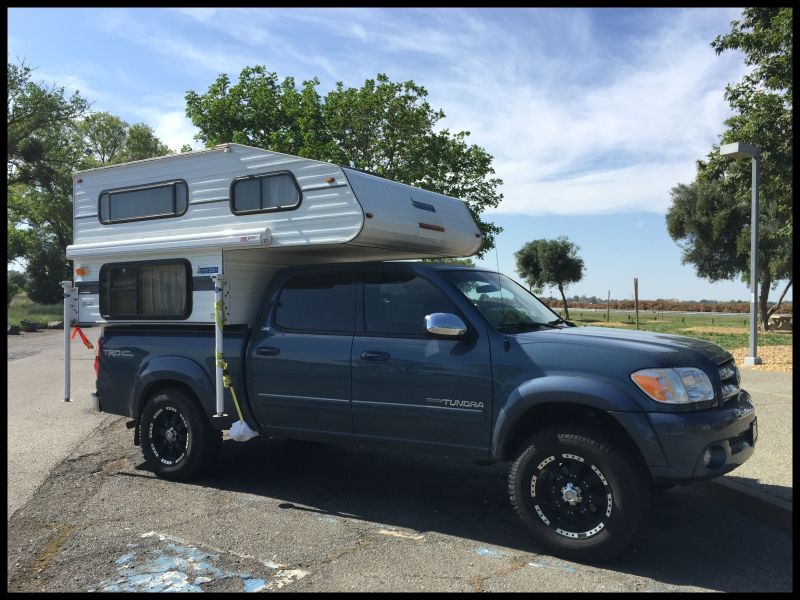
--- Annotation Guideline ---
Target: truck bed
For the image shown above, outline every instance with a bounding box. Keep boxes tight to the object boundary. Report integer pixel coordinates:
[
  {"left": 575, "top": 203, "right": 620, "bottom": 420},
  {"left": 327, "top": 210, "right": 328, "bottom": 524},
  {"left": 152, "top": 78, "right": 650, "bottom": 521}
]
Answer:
[{"left": 97, "top": 325, "right": 255, "bottom": 430}]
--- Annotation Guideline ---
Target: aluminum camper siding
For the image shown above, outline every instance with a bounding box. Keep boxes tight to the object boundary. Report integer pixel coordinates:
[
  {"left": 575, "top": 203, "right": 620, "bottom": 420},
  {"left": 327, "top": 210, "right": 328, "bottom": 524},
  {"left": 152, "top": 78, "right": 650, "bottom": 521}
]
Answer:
[
  {"left": 68, "top": 145, "right": 364, "bottom": 259},
  {"left": 73, "top": 249, "right": 226, "bottom": 325},
  {"left": 342, "top": 167, "right": 481, "bottom": 257}
]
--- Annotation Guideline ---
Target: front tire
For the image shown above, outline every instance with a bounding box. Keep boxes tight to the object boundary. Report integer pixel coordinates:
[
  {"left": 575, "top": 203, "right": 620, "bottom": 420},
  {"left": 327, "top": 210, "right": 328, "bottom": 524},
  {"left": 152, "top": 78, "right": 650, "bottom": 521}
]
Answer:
[
  {"left": 509, "top": 426, "right": 650, "bottom": 562},
  {"left": 140, "top": 388, "right": 220, "bottom": 481}
]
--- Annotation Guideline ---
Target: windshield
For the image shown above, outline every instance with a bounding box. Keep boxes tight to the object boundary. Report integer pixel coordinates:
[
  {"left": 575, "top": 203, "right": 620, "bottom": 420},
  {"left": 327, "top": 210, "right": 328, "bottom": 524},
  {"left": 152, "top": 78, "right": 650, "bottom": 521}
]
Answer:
[{"left": 440, "top": 270, "right": 562, "bottom": 332}]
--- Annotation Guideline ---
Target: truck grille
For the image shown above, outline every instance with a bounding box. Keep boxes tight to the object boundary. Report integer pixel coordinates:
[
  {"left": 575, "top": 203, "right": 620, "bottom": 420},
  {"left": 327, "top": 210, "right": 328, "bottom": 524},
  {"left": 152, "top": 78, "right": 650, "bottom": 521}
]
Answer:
[{"left": 718, "top": 359, "right": 741, "bottom": 403}]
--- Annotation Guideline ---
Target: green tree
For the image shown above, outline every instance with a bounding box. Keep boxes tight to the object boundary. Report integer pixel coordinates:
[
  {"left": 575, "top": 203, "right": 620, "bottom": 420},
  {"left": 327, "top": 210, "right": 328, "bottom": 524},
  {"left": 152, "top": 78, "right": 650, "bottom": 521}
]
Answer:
[
  {"left": 7, "top": 60, "right": 173, "bottom": 304},
  {"left": 123, "top": 123, "right": 172, "bottom": 162},
  {"left": 7, "top": 61, "right": 90, "bottom": 188},
  {"left": 666, "top": 8, "right": 792, "bottom": 330},
  {"left": 514, "top": 236, "right": 585, "bottom": 319},
  {"left": 185, "top": 68, "right": 502, "bottom": 255}
]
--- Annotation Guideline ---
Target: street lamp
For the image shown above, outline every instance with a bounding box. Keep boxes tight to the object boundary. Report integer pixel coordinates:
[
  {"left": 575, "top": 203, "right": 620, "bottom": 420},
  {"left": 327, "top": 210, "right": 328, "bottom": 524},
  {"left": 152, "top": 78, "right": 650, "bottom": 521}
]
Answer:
[{"left": 720, "top": 142, "right": 762, "bottom": 366}]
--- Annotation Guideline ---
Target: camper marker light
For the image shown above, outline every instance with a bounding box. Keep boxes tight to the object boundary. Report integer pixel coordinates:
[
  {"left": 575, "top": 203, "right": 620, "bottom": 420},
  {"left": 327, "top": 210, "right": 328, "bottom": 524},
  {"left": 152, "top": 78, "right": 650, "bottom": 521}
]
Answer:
[
  {"left": 75, "top": 267, "right": 89, "bottom": 276},
  {"left": 631, "top": 368, "right": 714, "bottom": 404},
  {"left": 325, "top": 176, "right": 336, "bottom": 183}
]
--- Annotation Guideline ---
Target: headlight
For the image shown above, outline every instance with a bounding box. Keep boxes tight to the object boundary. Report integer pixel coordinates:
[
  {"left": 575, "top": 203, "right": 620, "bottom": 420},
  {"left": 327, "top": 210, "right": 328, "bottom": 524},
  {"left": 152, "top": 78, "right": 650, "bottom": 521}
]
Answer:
[{"left": 631, "top": 367, "right": 715, "bottom": 404}]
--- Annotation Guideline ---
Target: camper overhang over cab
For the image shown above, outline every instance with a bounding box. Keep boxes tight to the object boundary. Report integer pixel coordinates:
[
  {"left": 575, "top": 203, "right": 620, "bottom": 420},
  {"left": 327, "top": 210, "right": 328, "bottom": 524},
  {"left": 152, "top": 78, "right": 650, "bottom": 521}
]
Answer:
[{"left": 64, "top": 143, "right": 482, "bottom": 328}]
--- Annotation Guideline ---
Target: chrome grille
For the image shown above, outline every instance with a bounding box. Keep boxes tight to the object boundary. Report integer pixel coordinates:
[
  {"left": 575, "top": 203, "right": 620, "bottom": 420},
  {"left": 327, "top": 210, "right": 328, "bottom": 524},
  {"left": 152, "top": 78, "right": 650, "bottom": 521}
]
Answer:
[{"left": 718, "top": 359, "right": 740, "bottom": 400}]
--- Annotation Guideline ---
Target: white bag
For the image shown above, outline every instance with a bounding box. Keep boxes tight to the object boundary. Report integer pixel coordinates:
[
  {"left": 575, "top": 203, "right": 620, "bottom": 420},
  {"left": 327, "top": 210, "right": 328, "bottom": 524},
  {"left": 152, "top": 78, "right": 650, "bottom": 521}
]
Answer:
[{"left": 228, "top": 420, "right": 259, "bottom": 442}]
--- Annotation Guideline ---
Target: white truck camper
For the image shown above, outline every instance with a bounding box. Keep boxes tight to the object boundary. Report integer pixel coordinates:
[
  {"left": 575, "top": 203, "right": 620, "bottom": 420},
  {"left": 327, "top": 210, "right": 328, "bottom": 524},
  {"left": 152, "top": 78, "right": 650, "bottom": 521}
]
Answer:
[{"left": 62, "top": 143, "right": 482, "bottom": 425}]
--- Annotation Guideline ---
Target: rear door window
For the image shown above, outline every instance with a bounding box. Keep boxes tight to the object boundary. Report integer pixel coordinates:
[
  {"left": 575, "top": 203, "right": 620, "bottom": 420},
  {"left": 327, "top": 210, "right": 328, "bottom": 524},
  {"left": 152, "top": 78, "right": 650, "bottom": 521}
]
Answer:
[{"left": 274, "top": 274, "right": 354, "bottom": 334}]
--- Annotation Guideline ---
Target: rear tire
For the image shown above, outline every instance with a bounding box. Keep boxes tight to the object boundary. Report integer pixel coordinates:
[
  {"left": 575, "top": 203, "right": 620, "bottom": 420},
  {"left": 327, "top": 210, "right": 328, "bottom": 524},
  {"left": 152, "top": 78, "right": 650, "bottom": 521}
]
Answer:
[
  {"left": 509, "top": 425, "right": 650, "bottom": 562},
  {"left": 140, "top": 388, "right": 220, "bottom": 481}
]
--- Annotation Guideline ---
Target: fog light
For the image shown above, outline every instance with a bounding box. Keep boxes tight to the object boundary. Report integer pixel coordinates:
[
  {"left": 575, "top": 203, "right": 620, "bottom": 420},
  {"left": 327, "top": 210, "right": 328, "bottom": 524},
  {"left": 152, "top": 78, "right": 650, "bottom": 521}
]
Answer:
[{"left": 703, "top": 446, "right": 726, "bottom": 470}]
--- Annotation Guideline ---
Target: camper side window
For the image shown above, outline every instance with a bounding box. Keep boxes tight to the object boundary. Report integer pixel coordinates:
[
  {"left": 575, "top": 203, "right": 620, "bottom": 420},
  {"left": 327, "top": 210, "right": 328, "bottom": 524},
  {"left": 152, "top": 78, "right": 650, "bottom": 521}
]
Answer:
[
  {"left": 231, "top": 172, "right": 301, "bottom": 214},
  {"left": 99, "top": 260, "right": 191, "bottom": 319},
  {"left": 99, "top": 180, "right": 188, "bottom": 224}
]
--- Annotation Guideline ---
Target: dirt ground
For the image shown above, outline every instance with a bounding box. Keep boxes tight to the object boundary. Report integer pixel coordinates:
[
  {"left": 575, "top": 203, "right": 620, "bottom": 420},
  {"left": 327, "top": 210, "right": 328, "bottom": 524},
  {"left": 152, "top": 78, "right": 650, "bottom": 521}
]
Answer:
[{"left": 731, "top": 345, "right": 793, "bottom": 373}]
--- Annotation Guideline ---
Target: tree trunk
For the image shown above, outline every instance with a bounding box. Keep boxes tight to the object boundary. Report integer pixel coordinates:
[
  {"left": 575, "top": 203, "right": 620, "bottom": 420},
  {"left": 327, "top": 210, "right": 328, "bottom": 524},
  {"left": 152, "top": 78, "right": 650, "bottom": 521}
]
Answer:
[
  {"left": 766, "top": 277, "right": 793, "bottom": 321},
  {"left": 558, "top": 283, "right": 570, "bottom": 320},
  {"left": 758, "top": 278, "right": 771, "bottom": 331}
]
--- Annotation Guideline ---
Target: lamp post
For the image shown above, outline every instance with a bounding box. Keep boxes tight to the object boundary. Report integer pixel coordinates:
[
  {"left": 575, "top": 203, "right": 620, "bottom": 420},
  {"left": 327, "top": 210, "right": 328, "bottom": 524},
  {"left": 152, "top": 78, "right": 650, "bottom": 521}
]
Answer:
[{"left": 720, "top": 142, "right": 762, "bottom": 366}]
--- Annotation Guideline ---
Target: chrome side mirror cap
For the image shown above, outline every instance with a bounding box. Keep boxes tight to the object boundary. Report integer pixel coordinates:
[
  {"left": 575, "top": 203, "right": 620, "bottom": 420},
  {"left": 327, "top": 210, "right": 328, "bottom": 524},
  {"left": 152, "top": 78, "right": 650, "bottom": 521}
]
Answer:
[{"left": 425, "top": 313, "right": 467, "bottom": 337}]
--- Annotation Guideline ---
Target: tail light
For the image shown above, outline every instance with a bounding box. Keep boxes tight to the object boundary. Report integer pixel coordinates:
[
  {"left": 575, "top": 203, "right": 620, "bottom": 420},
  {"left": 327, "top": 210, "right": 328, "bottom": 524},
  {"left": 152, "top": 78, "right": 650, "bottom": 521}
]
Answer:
[{"left": 94, "top": 337, "right": 102, "bottom": 378}]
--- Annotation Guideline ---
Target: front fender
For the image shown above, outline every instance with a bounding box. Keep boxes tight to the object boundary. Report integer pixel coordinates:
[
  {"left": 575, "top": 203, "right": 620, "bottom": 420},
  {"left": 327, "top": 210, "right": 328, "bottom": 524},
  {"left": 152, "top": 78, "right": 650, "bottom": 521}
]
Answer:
[
  {"left": 131, "top": 355, "right": 216, "bottom": 421},
  {"left": 491, "top": 375, "right": 666, "bottom": 466}
]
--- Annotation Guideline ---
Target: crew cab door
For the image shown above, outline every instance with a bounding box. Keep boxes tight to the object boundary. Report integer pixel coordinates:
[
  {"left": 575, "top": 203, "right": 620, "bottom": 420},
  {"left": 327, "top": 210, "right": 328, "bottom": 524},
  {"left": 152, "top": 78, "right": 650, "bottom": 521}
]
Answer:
[
  {"left": 351, "top": 271, "right": 493, "bottom": 458},
  {"left": 248, "top": 272, "right": 355, "bottom": 443}
]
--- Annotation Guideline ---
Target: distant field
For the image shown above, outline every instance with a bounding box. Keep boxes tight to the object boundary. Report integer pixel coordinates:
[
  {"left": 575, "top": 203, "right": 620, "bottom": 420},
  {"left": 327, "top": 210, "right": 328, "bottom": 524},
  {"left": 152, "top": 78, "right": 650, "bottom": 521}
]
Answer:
[
  {"left": 557, "top": 308, "right": 792, "bottom": 352},
  {"left": 7, "top": 295, "right": 62, "bottom": 327}
]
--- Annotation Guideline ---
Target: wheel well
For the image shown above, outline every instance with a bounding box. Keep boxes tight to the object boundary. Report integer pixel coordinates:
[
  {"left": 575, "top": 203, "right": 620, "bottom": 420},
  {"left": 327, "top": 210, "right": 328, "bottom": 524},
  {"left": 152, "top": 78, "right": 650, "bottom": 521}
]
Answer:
[
  {"left": 137, "top": 380, "right": 199, "bottom": 419},
  {"left": 503, "top": 402, "right": 649, "bottom": 474}
]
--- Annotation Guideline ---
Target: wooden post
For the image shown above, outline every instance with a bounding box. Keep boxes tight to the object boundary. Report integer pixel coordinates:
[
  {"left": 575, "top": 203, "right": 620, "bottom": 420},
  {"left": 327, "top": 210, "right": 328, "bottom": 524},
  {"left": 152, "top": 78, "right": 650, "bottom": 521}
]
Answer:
[
  {"left": 607, "top": 290, "right": 610, "bottom": 322},
  {"left": 634, "top": 278, "right": 639, "bottom": 330}
]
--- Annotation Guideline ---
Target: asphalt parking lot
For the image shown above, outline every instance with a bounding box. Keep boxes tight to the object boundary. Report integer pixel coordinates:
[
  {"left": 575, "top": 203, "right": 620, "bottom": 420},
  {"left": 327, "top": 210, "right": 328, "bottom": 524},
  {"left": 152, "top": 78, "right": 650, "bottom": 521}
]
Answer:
[{"left": 7, "top": 330, "right": 793, "bottom": 592}]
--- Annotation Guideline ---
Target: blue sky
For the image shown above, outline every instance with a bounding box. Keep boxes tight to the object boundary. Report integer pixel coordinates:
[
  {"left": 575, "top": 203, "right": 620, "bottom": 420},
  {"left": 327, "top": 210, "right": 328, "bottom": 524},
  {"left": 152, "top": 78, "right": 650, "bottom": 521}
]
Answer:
[{"left": 8, "top": 7, "right": 791, "bottom": 302}]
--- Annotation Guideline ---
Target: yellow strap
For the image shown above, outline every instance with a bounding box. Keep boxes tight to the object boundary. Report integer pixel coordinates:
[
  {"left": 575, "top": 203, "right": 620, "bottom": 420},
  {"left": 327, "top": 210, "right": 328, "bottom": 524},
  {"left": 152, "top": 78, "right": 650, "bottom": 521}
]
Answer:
[{"left": 214, "top": 293, "right": 245, "bottom": 423}]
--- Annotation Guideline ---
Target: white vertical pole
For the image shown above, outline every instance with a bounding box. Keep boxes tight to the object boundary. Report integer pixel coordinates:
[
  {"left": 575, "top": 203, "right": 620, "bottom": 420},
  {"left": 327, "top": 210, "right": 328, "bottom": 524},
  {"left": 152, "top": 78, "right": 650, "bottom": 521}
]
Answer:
[
  {"left": 60, "top": 281, "right": 73, "bottom": 402},
  {"left": 211, "top": 273, "right": 226, "bottom": 416},
  {"left": 745, "top": 156, "right": 762, "bottom": 365}
]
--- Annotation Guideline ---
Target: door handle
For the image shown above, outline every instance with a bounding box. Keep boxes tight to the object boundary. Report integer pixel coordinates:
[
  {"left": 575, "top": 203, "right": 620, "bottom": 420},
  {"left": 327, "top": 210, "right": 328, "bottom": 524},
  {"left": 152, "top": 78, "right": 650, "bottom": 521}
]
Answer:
[
  {"left": 361, "top": 351, "right": 390, "bottom": 361},
  {"left": 256, "top": 346, "right": 281, "bottom": 356}
]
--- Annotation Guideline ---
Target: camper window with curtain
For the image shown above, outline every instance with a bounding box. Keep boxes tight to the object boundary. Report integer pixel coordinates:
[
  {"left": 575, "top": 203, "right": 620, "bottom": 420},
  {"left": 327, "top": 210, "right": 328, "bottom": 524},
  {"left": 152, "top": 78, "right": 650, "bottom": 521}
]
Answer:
[
  {"left": 231, "top": 172, "right": 301, "bottom": 214},
  {"left": 100, "top": 260, "right": 190, "bottom": 319}
]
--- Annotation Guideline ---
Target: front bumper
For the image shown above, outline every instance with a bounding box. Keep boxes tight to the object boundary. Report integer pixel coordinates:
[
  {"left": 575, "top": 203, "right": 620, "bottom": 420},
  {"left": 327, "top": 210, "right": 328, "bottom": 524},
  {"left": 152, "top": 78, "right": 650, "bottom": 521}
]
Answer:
[{"left": 648, "top": 390, "right": 756, "bottom": 482}]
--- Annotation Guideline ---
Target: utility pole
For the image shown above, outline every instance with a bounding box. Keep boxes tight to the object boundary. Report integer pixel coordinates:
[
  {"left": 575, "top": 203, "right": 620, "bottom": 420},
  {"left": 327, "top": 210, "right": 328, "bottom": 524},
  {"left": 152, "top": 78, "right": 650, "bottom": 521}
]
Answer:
[{"left": 607, "top": 290, "right": 610, "bottom": 322}]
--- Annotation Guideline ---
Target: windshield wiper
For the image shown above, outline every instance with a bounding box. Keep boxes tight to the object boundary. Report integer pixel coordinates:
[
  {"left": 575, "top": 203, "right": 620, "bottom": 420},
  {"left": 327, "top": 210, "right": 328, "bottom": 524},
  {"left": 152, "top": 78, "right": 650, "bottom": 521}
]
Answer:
[
  {"left": 547, "top": 318, "right": 576, "bottom": 328},
  {"left": 497, "top": 321, "right": 559, "bottom": 333}
]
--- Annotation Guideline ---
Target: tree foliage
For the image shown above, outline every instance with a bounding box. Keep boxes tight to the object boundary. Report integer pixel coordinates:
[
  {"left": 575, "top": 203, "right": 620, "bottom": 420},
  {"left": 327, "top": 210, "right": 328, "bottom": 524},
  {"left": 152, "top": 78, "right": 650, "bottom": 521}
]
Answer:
[
  {"left": 7, "top": 60, "right": 172, "bottom": 304},
  {"left": 666, "top": 8, "right": 793, "bottom": 329},
  {"left": 514, "top": 236, "right": 585, "bottom": 319},
  {"left": 186, "top": 68, "right": 502, "bottom": 255}
]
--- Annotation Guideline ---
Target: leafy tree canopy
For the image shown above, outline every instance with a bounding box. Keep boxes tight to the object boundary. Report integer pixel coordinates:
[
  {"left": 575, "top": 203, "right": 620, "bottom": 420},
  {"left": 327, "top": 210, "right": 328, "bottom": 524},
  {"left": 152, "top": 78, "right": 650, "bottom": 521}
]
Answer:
[
  {"left": 7, "top": 60, "right": 172, "bottom": 304},
  {"left": 666, "top": 8, "right": 792, "bottom": 329},
  {"left": 514, "top": 236, "right": 585, "bottom": 320},
  {"left": 186, "top": 68, "right": 502, "bottom": 255}
]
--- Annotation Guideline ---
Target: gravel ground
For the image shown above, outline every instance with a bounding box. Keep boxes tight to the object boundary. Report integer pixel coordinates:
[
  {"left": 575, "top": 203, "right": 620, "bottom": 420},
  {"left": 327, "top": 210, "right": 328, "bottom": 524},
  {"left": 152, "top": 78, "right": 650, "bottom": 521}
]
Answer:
[{"left": 732, "top": 345, "right": 793, "bottom": 373}]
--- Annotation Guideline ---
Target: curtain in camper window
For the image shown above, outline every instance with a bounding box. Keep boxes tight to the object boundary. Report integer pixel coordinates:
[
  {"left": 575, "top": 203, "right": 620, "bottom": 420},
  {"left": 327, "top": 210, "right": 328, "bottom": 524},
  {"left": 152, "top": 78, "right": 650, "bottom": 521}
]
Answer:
[
  {"left": 262, "top": 174, "right": 299, "bottom": 209},
  {"left": 100, "top": 260, "right": 189, "bottom": 319},
  {"left": 138, "top": 263, "right": 187, "bottom": 316},
  {"left": 232, "top": 172, "right": 301, "bottom": 213}
]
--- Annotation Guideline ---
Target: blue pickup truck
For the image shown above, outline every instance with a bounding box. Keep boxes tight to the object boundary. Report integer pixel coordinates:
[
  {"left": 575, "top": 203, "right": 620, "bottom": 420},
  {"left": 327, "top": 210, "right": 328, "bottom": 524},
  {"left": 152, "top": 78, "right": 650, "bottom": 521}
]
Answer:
[{"left": 94, "top": 262, "right": 757, "bottom": 561}]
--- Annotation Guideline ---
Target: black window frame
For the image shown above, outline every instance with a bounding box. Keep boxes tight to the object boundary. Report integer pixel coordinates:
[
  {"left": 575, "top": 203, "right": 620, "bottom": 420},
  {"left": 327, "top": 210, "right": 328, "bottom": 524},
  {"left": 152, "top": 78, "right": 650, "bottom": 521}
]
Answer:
[
  {"left": 270, "top": 273, "right": 355, "bottom": 336},
  {"left": 99, "top": 258, "right": 193, "bottom": 320},
  {"left": 98, "top": 179, "right": 189, "bottom": 225},
  {"left": 230, "top": 170, "right": 303, "bottom": 215}
]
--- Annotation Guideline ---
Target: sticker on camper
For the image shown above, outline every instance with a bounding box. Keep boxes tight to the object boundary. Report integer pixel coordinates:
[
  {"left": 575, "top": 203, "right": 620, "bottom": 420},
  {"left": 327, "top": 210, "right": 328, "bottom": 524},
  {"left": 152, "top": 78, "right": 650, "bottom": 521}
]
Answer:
[
  {"left": 197, "top": 266, "right": 219, "bottom": 274},
  {"left": 239, "top": 235, "right": 259, "bottom": 242},
  {"left": 411, "top": 198, "right": 436, "bottom": 213}
]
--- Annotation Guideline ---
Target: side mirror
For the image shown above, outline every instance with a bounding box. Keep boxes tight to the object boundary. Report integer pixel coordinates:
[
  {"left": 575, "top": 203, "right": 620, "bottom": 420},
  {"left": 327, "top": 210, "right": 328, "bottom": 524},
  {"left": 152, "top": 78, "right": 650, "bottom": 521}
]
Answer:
[{"left": 425, "top": 313, "right": 467, "bottom": 337}]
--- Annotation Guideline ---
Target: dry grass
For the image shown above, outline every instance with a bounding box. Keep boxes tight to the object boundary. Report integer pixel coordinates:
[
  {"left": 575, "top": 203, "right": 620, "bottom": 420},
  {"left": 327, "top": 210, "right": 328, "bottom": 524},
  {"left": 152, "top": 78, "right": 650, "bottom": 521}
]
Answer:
[
  {"left": 732, "top": 345, "right": 793, "bottom": 373},
  {"left": 682, "top": 326, "right": 750, "bottom": 334},
  {"left": 584, "top": 321, "right": 631, "bottom": 328}
]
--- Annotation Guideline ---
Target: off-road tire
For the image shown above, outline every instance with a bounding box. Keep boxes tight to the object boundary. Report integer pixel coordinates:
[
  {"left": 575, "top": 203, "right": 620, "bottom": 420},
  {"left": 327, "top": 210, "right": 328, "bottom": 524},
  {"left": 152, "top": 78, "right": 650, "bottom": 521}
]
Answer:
[
  {"left": 509, "top": 426, "right": 650, "bottom": 562},
  {"left": 140, "top": 388, "right": 221, "bottom": 481}
]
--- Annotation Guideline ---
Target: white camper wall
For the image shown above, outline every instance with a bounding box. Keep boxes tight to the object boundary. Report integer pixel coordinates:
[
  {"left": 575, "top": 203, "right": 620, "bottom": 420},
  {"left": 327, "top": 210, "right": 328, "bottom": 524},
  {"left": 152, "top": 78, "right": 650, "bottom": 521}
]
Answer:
[
  {"left": 73, "top": 249, "right": 223, "bottom": 325},
  {"left": 70, "top": 145, "right": 365, "bottom": 258}
]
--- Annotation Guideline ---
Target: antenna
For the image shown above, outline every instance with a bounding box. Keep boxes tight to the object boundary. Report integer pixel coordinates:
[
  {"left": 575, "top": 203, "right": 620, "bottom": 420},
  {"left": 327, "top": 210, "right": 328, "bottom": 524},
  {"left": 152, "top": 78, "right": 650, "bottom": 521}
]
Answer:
[{"left": 494, "top": 245, "right": 507, "bottom": 331}]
